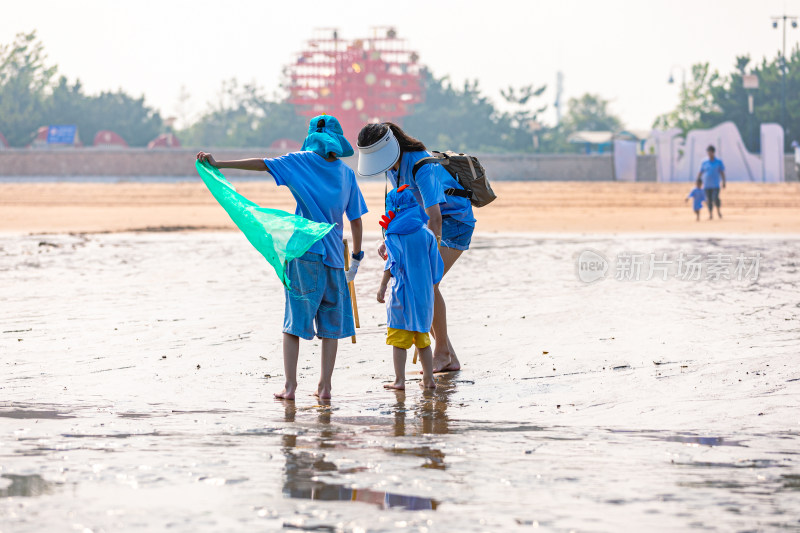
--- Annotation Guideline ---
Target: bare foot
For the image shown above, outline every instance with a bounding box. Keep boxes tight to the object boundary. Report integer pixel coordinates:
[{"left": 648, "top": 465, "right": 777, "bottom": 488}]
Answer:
[
  {"left": 384, "top": 381, "right": 405, "bottom": 390},
  {"left": 314, "top": 385, "right": 331, "bottom": 400},
  {"left": 274, "top": 383, "right": 297, "bottom": 400},
  {"left": 420, "top": 378, "right": 437, "bottom": 390},
  {"left": 431, "top": 353, "right": 461, "bottom": 373}
]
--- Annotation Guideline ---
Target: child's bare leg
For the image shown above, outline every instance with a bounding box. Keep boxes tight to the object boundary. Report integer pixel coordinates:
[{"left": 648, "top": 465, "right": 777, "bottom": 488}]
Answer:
[
  {"left": 275, "top": 333, "right": 299, "bottom": 400},
  {"left": 418, "top": 346, "right": 436, "bottom": 389},
  {"left": 384, "top": 347, "right": 407, "bottom": 390},
  {"left": 316, "top": 337, "right": 338, "bottom": 400}
]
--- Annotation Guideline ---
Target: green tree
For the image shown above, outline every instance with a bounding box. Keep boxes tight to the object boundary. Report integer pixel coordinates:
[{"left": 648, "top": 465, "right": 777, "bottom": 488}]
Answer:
[
  {"left": 698, "top": 56, "right": 760, "bottom": 150},
  {"left": 500, "top": 84, "right": 548, "bottom": 151},
  {"left": 0, "top": 31, "right": 163, "bottom": 147},
  {"left": 83, "top": 90, "right": 164, "bottom": 146},
  {"left": 402, "top": 70, "right": 509, "bottom": 152},
  {"left": 704, "top": 50, "right": 800, "bottom": 150},
  {"left": 0, "top": 31, "right": 56, "bottom": 146},
  {"left": 45, "top": 76, "right": 164, "bottom": 147},
  {"left": 653, "top": 63, "right": 721, "bottom": 133},
  {"left": 403, "top": 71, "right": 529, "bottom": 153},
  {"left": 177, "top": 79, "right": 306, "bottom": 148},
  {"left": 562, "top": 93, "right": 624, "bottom": 132},
  {"left": 655, "top": 49, "right": 800, "bottom": 150}
]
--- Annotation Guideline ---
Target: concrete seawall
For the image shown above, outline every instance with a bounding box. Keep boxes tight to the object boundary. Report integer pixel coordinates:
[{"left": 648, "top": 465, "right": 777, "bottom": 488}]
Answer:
[{"left": 0, "top": 148, "right": 794, "bottom": 181}]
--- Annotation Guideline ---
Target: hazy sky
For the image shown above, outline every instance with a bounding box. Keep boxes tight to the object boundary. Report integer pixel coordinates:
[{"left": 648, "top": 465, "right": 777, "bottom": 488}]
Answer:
[{"left": 2, "top": 0, "right": 799, "bottom": 131}]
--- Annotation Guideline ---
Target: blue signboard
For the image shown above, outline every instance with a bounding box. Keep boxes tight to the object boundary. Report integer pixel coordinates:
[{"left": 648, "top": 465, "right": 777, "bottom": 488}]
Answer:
[{"left": 46, "top": 125, "right": 77, "bottom": 145}]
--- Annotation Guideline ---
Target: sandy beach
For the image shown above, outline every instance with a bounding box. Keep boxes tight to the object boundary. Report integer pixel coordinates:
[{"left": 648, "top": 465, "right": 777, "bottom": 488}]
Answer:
[
  {"left": 2, "top": 179, "right": 800, "bottom": 531},
  {"left": 2, "top": 230, "right": 799, "bottom": 531},
  {"left": 1, "top": 181, "right": 799, "bottom": 234}
]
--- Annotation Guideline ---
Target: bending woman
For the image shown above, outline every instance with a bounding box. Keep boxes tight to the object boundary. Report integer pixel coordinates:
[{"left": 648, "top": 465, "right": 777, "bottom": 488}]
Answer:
[{"left": 357, "top": 122, "right": 475, "bottom": 373}]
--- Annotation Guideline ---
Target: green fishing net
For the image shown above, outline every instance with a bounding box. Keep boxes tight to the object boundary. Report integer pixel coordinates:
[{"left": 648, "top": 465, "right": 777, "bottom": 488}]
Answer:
[{"left": 195, "top": 160, "right": 334, "bottom": 290}]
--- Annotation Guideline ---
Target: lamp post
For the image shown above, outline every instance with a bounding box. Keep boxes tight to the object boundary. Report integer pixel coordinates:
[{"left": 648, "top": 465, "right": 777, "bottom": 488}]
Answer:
[
  {"left": 668, "top": 65, "right": 687, "bottom": 123},
  {"left": 743, "top": 74, "right": 759, "bottom": 150},
  {"left": 771, "top": 14, "right": 798, "bottom": 141}
]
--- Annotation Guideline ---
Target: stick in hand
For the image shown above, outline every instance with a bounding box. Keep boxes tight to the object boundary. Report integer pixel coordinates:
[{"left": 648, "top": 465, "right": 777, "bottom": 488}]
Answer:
[{"left": 343, "top": 239, "right": 360, "bottom": 344}]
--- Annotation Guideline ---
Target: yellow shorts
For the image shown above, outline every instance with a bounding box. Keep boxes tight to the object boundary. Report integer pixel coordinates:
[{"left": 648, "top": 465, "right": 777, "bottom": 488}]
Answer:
[{"left": 386, "top": 328, "right": 431, "bottom": 350}]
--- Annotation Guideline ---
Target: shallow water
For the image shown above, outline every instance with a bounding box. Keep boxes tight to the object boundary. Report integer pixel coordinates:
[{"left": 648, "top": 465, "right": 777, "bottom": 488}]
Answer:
[{"left": 1, "top": 232, "right": 799, "bottom": 532}]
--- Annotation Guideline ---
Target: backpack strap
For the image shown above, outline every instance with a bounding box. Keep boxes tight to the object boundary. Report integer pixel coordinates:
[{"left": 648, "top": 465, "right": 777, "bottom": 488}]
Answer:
[
  {"left": 413, "top": 153, "right": 474, "bottom": 199},
  {"left": 443, "top": 187, "right": 471, "bottom": 198},
  {"left": 411, "top": 154, "right": 447, "bottom": 179}
]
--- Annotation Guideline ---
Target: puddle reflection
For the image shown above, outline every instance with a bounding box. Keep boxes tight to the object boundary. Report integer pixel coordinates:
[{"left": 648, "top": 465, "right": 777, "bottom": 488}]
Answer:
[
  {"left": 0, "top": 474, "right": 53, "bottom": 498},
  {"left": 278, "top": 378, "right": 458, "bottom": 510},
  {"left": 0, "top": 404, "right": 76, "bottom": 420},
  {"left": 385, "top": 375, "right": 457, "bottom": 470},
  {"left": 610, "top": 429, "right": 746, "bottom": 448},
  {"left": 392, "top": 374, "right": 457, "bottom": 437},
  {"left": 661, "top": 435, "right": 742, "bottom": 447}
]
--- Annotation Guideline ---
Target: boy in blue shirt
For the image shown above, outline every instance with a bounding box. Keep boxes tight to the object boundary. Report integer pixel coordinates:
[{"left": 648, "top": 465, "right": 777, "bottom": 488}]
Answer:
[
  {"left": 196, "top": 115, "right": 367, "bottom": 401},
  {"left": 685, "top": 178, "right": 705, "bottom": 221},
  {"left": 697, "top": 145, "right": 726, "bottom": 220},
  {"left": 376, "top": 185, "right": 444, "bottom": 390}
]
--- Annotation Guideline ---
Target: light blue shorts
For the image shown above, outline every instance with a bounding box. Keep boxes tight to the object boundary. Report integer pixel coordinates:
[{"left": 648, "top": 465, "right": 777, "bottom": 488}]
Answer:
[
  {"left": 440, "top": 216, "right": 474, "bottom": 251},
  {"left": 283, "top": 252, "right": 355, "bottom": 340}
]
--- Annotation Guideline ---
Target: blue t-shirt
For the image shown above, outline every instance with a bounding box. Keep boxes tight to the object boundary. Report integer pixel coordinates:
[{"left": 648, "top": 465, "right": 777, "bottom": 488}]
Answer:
[
  {"left": 700, "top": 158, "right": 725, "bottom": 189},
  {"left": 687, "top": 187, "right": 705, "bottom": 210},
  {"left": 384, "top": 226, "right": 444, "bottom": 333},
  {"left": 388, "top": 150, "right": 476, "bottom": 226},
  {"left": 265, "top": 151, "right": 368, "bottom": 269}
]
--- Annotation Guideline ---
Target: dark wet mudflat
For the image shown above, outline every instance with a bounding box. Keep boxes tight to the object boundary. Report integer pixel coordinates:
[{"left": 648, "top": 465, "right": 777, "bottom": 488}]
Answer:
[{"left": 1, "top": 232, "right": 799, "bottom": 531}]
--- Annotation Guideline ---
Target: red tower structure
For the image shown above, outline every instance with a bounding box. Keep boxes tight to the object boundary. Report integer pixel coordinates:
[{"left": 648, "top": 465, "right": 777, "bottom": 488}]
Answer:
[{"left": 286, "top": 27, "right": 424, "bottom": 141}]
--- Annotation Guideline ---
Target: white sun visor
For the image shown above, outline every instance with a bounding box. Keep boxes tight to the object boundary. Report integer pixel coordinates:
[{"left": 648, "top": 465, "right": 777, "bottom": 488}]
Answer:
[{"left": 357, "top": 128, "right": 401, "bottom": 177}]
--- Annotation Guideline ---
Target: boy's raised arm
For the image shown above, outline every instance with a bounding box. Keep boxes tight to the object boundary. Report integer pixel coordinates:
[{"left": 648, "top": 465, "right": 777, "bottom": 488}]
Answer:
[{"left": 197, "top": 152, "right": 269, "bottom": 172}]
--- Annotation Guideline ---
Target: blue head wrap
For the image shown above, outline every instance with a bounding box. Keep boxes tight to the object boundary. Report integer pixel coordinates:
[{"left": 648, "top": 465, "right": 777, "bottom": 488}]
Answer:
[
  {"left": 300, "top": 115, "right": 354, "bottom": 158},
  {"left": 383, "top": 185, "right": 429, "bottom": 235}
]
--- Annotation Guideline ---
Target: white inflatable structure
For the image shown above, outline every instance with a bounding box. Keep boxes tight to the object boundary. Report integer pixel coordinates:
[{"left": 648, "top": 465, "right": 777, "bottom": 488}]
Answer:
[
  {"left": 647, "top": 121, "right": 785, "bottom": 183},
  {"left": 613, "top": 139, "right": 638, "bottom": 182}
]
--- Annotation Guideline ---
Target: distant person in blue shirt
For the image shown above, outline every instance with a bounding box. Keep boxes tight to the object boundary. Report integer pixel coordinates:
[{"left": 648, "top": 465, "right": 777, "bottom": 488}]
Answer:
[
  {"left": 697, "top": 145, "right": 726, "bottom": 220},
  {"left": 196, "top": 115, "right": 367, "bottom": 401},
  {"left": 685, "top": 178, "right": 705, "bottom": 221},
  {"left": 357, "top": 122, "right": 474, "bottom": 375},
  {"left": 377, "top": 185, "right": 444, "bottom": 391}
]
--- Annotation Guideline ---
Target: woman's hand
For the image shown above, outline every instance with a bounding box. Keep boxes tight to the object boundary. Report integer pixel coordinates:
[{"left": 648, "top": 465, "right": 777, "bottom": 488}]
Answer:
[
  {"left": 196, "top": 152, "right": 218, "bottom": 167},
  {"left": 377, "top": 241, "right": 387, "bottom": 260}
]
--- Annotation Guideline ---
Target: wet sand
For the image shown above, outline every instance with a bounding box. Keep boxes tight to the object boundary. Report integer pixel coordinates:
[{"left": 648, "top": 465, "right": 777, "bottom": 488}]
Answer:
[
  {"left": 2, "top": 231, "right": 799, "bottom": 531},
  {"left": 1, "top": 181, "right": 799, "bottom": 234}
]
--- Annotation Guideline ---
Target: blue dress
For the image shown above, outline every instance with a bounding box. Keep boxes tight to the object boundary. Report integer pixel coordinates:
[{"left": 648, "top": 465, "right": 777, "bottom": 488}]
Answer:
[{"left": 383, "top": 187, "right": 445, "bottom": 333}]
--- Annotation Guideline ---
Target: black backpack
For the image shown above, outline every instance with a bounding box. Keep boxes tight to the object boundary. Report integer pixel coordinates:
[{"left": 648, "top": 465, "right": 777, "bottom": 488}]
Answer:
[{"left": 411, "top": 151, "right": 497, "bottom": 208}]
